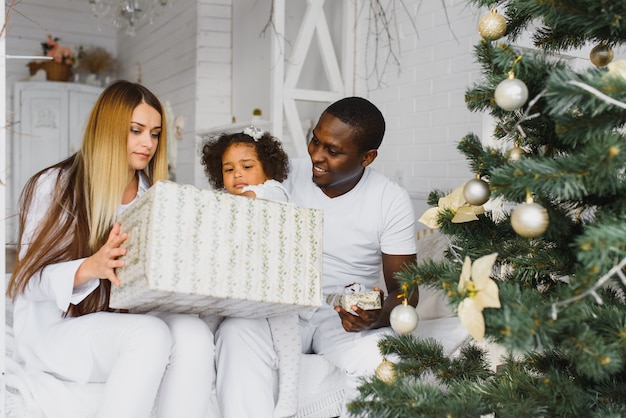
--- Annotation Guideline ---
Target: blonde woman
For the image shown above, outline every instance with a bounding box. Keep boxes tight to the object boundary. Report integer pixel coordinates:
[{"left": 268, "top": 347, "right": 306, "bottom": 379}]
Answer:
[{"left": 8, "top": 80, "right": 215, "bottom": 418}]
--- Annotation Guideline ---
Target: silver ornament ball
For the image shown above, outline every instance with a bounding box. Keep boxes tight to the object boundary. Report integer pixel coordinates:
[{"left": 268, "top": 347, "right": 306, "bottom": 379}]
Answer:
[
  {"left": 463, "top": 178, "right": 491, "bottom": 206},
  {"left": 390, "top": 303, "right": 419, "bottom": 335},
  {"left": 511, "top": 202, "right": 549, "bottom": 238},
  {"left": 495, "top": 77, "right": 529, "bottom": 111}
]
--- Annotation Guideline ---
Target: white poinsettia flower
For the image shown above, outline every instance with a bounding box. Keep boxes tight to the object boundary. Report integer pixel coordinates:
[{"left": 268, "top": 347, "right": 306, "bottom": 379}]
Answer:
[
  {"left": 458, "top": 298, "right": 486, "bottom": 342},
  {"left": 607, "top": 60, "right": 626, "bottom": 79},
  {"left": 452, "top": 205, "right": 485, "bottom": 224},
  {"left": 457, "top": 253, "right": 500, "bottom": 341},
  {"left": 418, "top": 183, "right": 485, "bottom": 228},
  {"left": 418, "top": 207, "right": 443, "bottom": 228}
]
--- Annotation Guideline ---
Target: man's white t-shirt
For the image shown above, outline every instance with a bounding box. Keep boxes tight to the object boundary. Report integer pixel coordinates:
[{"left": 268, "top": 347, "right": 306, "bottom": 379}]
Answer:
[{"left": 284, "top": 157, "right": 417, "bottom": 295}]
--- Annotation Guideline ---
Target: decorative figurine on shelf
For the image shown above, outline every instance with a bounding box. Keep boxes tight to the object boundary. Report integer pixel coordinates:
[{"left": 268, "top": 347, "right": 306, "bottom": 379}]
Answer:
[
  {"left": 28, "top": 34, "right": 74, "bottom": 82},
  {"left": 42, "top": 34, "right": 74, "bottom": 65}
]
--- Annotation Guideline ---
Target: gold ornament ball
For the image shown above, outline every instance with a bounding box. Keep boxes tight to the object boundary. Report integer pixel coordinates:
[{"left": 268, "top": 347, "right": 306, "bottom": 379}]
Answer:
[
  {"left": 375, "top": 358, "right": 397, "bottom": 384},
  {"left": 590, "top": 43, "right": 614, "bottom": 67},
  {"left": 495, "top": 77, "right": 529, "bottom": 111},
  {"left": 511, "top": 202, "right": 549, "bottom": 238},
  {"left": 478, "top": 10, "right": 507, "bottom": 40},
  {"left": 463, "top": 178, "right": 491, "bottom": 206},
  {"left": 505, "top": 146, "right": 526, "bottom": 162},
  {"left": 390, "top": 303, "right": 419, "bottom": 335}
]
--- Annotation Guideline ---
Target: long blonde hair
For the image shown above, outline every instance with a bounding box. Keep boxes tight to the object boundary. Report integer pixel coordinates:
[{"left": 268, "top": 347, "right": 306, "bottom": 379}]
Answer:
[{"left": 8, "top": 80, "right": 168, "bottom": 316}]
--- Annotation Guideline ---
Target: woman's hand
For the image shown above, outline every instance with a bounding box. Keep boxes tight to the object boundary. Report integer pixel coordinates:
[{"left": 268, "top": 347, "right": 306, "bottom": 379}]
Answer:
[
  {"left": 334, "top": 287, "right": 385, "bottom": 332},
  {"left": 74, "top": 223, "right": 128, "bottom": 287}
]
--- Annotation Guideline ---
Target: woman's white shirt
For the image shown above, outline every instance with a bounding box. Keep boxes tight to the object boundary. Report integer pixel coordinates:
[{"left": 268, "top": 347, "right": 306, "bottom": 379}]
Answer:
[{"left": 12, "top": 169, "right": 151, "bottom": 381}]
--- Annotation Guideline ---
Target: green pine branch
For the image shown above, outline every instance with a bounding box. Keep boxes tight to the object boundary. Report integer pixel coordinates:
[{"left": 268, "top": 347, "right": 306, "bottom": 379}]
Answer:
[{"left": 468, "top": 0, "right": 626, "bottom": 51}]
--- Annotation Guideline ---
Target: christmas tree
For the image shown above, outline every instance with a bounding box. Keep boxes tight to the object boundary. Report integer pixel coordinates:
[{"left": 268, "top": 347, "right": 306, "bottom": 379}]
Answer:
[{"left": 350, "top": 1, "right": 626, "bottom": 417}]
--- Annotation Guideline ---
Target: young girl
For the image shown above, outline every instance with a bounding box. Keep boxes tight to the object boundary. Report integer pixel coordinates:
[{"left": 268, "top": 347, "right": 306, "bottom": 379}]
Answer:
[
  {"left": 8, "top": 80, "right": 215, "bottom": 418},
  {"left": 200, "top": 126, "right": 299, "bottom": 418}
]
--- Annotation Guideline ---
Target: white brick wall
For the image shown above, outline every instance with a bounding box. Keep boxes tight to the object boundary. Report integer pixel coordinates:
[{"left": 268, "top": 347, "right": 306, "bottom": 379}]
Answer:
[{"left": 357, "top": 0, "right": 485, "bottom": 218}]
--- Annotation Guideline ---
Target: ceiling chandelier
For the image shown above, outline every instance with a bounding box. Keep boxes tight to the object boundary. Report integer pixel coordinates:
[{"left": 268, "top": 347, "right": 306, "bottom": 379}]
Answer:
[{"left": 88, "top": 0, "right": 170, "bottom": 36}]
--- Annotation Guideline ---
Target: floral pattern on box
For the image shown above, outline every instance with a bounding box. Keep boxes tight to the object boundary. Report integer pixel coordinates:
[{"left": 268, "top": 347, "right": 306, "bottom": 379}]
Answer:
[{"left": 110, "top": 181, "right": 323, "bottom": 318}]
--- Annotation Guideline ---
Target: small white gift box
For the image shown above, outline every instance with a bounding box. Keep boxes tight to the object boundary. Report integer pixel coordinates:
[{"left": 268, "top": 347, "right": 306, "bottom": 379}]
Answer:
[
  {"left": 110, "top": 181, "right": 323, "bottom": 318},
  {"left": 326, "top": 291, "right": 382, "bottom": 314}
]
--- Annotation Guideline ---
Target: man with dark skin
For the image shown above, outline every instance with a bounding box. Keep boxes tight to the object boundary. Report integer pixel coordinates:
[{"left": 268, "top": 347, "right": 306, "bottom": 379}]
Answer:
[{"left": 215, "top": 97, "right": 418, "bottom": 418}]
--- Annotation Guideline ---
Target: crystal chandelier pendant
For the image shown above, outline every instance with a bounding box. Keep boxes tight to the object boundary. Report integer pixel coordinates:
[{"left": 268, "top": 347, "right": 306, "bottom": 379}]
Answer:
[
  {"left": 121, "top": 0, "right": 145, "bottom": 36},
  {"left": 88, "top": 0, "right": 170, "bottom": 36}
]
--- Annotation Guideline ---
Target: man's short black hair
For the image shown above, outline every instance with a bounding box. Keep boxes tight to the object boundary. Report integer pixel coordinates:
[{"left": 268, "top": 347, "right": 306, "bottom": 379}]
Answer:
[{"left": 323, "top": 97, "right": 385, "bottom": 152}]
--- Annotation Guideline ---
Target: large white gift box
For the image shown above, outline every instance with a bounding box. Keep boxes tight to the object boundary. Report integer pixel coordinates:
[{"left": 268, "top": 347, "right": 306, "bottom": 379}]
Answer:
[{"left": 110, "top": 181, "right": 323, "bottom": 318}]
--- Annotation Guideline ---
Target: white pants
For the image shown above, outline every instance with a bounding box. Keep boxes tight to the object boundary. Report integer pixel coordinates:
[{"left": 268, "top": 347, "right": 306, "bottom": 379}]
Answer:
[
  {"left": 215, "top": 305, "right": 391, "bottom": 418},
  {"left": 52, "top": 311, "right": 215, "bottom": 418}
]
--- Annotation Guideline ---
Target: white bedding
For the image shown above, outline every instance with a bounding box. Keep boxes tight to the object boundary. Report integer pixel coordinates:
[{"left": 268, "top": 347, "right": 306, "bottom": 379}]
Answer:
[
  {"left": 5, "top": 314, "right": 466, "bottom": 418},
  {"left": 4, "top": 290, "right": 345, "bottom": 418},
  {"left": 4, "top": 230, "right": 470, "bottom": 417}
]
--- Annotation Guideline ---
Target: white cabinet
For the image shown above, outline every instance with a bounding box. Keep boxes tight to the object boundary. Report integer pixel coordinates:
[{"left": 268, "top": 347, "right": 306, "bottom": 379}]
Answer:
[{"left": 8, "top": 81, "right": 103, "bottom": 242}]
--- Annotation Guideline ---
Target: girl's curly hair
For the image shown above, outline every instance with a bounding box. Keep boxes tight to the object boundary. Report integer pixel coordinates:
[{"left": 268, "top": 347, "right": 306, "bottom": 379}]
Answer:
[{"left": 200, "top": 131, "right": 290, "bottom": 189}]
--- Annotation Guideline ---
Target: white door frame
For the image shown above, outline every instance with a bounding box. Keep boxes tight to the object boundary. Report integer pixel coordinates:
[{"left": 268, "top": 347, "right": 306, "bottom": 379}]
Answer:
[{"left": 270, "top": 0, "right": 356, "bottom": 156}]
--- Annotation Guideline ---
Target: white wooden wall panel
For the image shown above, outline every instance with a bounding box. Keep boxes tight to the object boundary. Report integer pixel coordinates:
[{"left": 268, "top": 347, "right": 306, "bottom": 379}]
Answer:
[
  {"left": 355, "top": 0, "right": 483, "bottom": 218},
  {"left": 194, "top": 1, "right": 233, "bottom": 187}
]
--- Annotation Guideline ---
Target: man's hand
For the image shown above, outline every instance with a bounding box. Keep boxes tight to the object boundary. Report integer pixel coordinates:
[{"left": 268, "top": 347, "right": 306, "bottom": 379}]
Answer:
[{"left": 335, "top": 287, "right": 385, "bottom": 332}]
